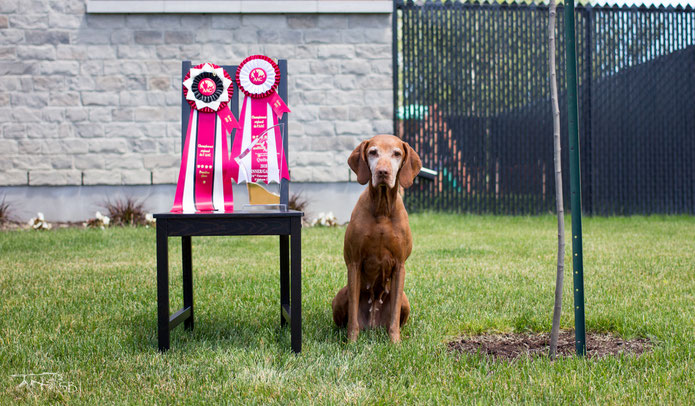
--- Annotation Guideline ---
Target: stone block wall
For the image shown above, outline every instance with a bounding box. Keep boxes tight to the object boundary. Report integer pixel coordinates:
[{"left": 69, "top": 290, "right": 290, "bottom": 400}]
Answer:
[{"left": 0, "top": 0, "right": 392, "bottom": 186}]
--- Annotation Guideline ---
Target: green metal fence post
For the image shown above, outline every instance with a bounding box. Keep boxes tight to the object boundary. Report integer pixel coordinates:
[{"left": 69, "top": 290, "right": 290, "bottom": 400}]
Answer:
[
  {"left": 392, "top": 0, "right": 399, "bottom": 137},
  {"left": 563, "top": 0, "right": 587, "bottom": 356}
]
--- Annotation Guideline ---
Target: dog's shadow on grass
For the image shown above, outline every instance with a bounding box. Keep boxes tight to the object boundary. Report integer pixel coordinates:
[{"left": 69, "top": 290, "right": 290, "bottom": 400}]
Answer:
[{"left": 303, "top": 308, "right": 400, "bottom": 347}]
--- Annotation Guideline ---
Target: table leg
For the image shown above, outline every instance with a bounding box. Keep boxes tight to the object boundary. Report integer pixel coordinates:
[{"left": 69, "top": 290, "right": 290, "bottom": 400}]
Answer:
[
  {"left": 290, "top": 217, "right": 301, "bottom": 353},
  {"left": 280, "top": 235, "right": 289, "bottom": 327},
  {"left": 182, "top": 236, "right": 193, "bottom": 330},
  {"left": 157, "top": 219, "right": 170, "bottom": 351}
]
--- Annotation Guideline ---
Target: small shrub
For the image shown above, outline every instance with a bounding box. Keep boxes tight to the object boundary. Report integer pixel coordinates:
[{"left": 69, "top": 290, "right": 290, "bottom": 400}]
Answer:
[
  {"left": 0, "top": 196, "right": 11, "bottom": 224},
  {"left": 289, "top": 192, "right": 311, "bottom": 226},
  {"left": 103, "top": 197, "right": 148, "bottom": 227},
  {"left": 288, "top": 192, "right": 309, "bottom": 212}
]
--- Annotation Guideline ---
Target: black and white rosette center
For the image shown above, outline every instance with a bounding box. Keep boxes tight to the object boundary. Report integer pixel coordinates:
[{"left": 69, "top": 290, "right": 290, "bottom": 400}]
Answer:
[
  {"left": 192, "top": 72, "right": 223, "bottom": 104},
  {"left": 183, "top": 63, "right": 233, "bottom": 113}
]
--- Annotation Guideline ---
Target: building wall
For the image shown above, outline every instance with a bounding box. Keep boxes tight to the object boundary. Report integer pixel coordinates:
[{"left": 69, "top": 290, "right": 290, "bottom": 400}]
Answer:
[{"left": 0, "top": 0, "right": 393, "bottom": 190}]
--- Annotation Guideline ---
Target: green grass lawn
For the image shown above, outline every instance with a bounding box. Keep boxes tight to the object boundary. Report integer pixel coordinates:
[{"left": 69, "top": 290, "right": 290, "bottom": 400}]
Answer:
[{"left": 1, "top": 214, "right": 694, "bottom": 404}]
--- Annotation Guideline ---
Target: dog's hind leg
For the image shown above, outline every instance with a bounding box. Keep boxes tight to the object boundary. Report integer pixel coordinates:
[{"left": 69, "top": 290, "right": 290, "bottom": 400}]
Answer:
[
  {"left": 331, "top": 286, "right": 349, "bottom": 327},
  {"left": 400, "top": 292, "right": 410, "bottom": 327}
]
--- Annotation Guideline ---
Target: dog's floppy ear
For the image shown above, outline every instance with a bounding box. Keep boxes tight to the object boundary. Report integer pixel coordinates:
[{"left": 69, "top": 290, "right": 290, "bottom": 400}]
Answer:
[
  {"left": 348, "top": 140, "right": 371, "bottom": 185},
  {"left": 398, "top": 141, "right": 422, "bottom": 189}
]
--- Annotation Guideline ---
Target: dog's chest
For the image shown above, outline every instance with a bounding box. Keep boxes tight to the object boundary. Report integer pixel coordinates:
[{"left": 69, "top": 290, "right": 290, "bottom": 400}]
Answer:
[{"left": 360, "top": 220, "right": 400, "bottom": 284}]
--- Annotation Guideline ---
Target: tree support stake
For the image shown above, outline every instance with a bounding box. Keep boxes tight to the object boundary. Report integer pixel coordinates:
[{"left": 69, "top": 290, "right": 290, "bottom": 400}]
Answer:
[{"left": 564, "top": 0, "right": 586, "bottom": 356}]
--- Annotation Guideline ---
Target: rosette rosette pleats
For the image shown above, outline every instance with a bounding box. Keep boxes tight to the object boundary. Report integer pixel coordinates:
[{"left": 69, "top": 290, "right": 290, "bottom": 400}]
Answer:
[
  {"left": 230, "top": 55, "right": 291, "bottom": 184},
  {"left": 172, "top": 63, "right": 240, "bottom": 213}
]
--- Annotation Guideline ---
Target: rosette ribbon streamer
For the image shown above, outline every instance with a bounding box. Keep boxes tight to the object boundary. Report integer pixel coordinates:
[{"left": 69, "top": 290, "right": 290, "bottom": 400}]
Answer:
[
  {"left": 171, "top": 63, "right": 240, "bottom": 213},
  {"left": 230, "top": 55, "right": 291, "bottom": 184}
]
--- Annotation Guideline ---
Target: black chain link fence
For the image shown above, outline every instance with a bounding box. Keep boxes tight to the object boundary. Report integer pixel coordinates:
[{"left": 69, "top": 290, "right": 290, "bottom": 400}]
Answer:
[{"left": 395, "top": 0, "right": 695, "bottom": 214}]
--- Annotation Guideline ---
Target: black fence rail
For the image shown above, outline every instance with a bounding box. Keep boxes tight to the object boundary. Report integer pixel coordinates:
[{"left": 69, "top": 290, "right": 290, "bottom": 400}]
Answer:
[{"left": 395, "top": 0, "right": 695, "bottom": 214}]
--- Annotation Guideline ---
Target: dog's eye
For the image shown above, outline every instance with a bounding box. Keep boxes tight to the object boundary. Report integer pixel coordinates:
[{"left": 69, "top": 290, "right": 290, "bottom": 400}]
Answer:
[
  {"left": 393, "top": 150, "right": 402, "bottom": 157},
  {"left": 368, "top": 150, "right": 378, "bottom": 156}
]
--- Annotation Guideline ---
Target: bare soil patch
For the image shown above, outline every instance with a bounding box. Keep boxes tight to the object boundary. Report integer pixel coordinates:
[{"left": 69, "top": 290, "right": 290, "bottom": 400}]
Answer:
[{"left": 448, "top": 330, "right": 651, "bottom": 360}]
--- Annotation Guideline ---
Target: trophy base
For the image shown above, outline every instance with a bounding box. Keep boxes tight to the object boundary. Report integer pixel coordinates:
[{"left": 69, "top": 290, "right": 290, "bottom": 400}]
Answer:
[{"left": 241, "top": 204, "right": 287, "bottom": 212}]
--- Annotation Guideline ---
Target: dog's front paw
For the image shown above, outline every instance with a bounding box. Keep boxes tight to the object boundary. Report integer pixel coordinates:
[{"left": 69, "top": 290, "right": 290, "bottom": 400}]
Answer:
[
  {"left": 388, "top": 327, "right": 401, "bottom": 343},
  {"left": 347, "top": 327, "right": 359, "bottom": 342}
]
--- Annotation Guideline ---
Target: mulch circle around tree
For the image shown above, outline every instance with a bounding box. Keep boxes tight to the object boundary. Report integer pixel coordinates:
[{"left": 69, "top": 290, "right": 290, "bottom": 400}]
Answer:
[{"left": 448, "top": 330, "right": 651, "bottom": 361}]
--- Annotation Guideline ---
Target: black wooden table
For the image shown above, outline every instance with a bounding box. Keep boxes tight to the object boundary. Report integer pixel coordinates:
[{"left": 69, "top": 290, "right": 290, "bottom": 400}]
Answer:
[{"left": 154, "top": 210, "right": 303, "bottom": 353}]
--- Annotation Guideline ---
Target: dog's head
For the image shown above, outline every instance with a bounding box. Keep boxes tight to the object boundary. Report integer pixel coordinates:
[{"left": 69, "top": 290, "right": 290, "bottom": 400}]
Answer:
[{"left": 348, "top": 134, "right": 422, "bottom": 189}]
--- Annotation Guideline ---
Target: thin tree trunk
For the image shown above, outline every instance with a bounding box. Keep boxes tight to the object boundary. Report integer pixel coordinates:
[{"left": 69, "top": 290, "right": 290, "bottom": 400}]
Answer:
[{"left": 548, "top": 0, "right": 565, "bottom": 361}]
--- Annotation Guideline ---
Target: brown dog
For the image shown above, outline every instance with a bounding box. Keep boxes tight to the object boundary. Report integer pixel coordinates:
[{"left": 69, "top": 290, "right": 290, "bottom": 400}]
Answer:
[{"left": 332, "top": 134, "right": 422, "bottom": 343}]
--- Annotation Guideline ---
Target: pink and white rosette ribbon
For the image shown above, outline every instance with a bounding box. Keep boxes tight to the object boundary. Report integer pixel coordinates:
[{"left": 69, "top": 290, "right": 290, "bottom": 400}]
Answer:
[
  {"left": 230, "top": 55, "right": 291, "bottom": 184},
  {"left": 171, "top": 62, "right": 240, "bottom": 213}
]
